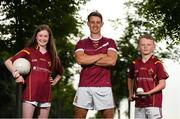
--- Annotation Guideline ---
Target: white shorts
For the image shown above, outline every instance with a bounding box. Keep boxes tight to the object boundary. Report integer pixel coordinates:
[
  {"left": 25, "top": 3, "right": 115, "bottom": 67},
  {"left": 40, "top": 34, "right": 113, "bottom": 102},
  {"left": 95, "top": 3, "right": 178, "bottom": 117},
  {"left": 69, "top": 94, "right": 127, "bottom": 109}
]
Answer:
[
  {"left": 135, "top": 107, "right": 162, "bottom": 119},
  {"left": 24, "top": 101, "right": 51, "bottom": 108},
  {"left": 73, "top": 87, "right": 115, "bottom": 110}
]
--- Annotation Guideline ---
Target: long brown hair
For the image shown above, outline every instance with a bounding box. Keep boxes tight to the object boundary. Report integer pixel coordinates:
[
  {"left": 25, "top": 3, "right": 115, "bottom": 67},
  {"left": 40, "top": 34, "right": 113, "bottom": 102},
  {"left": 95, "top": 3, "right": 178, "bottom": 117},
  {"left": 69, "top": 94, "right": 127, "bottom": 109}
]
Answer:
[{"left": 28, "top": 24, "right": 58, "bottom": 69}]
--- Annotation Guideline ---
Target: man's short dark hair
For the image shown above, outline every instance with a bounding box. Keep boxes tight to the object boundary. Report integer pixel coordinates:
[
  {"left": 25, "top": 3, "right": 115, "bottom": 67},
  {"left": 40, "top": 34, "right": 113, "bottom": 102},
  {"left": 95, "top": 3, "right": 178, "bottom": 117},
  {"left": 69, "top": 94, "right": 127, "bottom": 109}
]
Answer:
[{"left": 87, "top": 11, "right": 103, "bottom": 22}]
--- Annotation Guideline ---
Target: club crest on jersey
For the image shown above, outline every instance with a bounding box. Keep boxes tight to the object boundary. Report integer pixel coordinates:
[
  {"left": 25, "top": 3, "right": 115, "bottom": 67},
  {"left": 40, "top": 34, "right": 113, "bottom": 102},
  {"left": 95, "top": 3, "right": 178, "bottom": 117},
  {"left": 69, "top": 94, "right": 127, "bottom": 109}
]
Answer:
[
  {"left": 93, "top": 43, "right": 99, "bottom": 48},
  {"left": 148, "top": 68, "right": 154, "bottom": 77}
]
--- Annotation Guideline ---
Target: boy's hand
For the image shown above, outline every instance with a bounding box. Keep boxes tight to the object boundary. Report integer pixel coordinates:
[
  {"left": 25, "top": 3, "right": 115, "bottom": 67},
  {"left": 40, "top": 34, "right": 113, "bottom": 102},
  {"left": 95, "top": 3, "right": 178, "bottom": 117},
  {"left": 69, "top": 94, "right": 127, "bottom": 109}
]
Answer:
[{"left": 128, "top": 94, "right": 137, "bottom": 101}]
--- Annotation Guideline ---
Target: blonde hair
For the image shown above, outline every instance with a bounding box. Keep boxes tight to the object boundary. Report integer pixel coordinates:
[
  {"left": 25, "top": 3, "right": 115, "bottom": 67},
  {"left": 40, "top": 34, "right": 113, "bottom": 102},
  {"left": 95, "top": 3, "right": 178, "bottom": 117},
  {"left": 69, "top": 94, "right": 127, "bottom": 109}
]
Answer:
[{"left": 138, "top": 34, "right": 155, "bottom": 45}]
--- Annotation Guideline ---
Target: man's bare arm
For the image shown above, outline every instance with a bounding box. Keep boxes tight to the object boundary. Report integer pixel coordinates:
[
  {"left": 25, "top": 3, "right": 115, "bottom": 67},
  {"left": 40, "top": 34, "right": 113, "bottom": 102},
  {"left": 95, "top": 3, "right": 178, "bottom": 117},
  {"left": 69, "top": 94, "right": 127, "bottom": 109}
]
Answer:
[
  {"left": 95, "top": 50, "right": 117, "bottom": 66},
  {"left": 75, "top": 50, "right": 106, "bottom": 65}
]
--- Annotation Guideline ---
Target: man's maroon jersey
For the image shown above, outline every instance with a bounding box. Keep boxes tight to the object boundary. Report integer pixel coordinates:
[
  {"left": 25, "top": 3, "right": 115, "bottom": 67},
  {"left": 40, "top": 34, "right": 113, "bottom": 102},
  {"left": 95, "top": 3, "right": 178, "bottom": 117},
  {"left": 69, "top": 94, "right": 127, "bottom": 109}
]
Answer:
[
  {"left": 75, "top": 37, "right": 117, "bottom": 87},
  {"left": 11, "top": 48, "right": 63, "bottom": 102},
  {"left": 128, "top": 55, "right": 169, "bottom": 107}
]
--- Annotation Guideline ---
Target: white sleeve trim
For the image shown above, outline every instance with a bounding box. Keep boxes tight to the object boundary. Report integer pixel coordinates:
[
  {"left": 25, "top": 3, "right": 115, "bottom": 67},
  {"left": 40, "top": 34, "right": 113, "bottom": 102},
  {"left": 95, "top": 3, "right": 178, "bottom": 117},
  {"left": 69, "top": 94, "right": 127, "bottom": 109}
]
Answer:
[
  {"left": 108, "top": 48, "right": 117, "bottom": 52},
  {"left": 75, "top": 48, "right": 84, "bottom": 52}
]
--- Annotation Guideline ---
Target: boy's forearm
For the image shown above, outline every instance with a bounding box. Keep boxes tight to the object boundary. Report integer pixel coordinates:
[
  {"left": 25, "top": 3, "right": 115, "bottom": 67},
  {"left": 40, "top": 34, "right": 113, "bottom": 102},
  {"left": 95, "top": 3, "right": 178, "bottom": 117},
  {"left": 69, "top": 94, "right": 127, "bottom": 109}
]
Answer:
[
  {"left": 147, "top": 80, "right": 166, "bottom": 95},
  {"left": 128, "top": 78, "right": 134, "bottom": 95}
]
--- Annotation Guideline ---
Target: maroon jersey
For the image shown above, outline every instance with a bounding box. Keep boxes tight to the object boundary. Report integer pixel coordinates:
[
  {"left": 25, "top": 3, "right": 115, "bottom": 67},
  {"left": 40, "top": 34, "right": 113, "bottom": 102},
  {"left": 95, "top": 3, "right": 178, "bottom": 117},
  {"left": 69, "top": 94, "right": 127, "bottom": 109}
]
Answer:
[
  {"left": 11, "top": 48, "right": 63, "bottom": 102},
  {"left": 75, "top": 36, "right": 117, "bottom": 87},
  {"left": 128, "top": 55, "right": 169, "bottom": 107}
]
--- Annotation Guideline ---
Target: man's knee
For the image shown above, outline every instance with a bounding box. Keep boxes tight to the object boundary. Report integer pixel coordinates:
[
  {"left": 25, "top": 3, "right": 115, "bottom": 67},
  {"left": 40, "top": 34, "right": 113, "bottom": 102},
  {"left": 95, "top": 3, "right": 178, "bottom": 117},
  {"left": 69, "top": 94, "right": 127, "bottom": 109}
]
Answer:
[
  {"left": 74, "top": 106, "right": 88, "bottom": 119},
  {"left": 100, "top": 108, "right": 114, "bottom": 119}
]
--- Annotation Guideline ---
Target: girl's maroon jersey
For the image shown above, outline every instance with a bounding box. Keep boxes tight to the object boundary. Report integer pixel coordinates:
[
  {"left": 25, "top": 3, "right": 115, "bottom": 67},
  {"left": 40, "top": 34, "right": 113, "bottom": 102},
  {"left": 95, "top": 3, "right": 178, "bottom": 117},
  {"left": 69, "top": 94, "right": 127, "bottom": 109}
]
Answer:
[
  {"left": 128, "top": 55, "right": 169, "bottom": 107},
  {"left": 11, "top": 48, "right": 63, "bottom": 102},
  {"left": 75, "top": 37, "right": 117, "bottom": 87}
]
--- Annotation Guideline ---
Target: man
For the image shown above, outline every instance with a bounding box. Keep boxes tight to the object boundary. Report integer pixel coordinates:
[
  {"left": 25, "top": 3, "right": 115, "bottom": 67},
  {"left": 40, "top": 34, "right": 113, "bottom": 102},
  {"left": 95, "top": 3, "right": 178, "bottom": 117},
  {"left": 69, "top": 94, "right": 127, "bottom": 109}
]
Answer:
[{"left": 73, "top": 11, "right": 118, "bottom": 118}]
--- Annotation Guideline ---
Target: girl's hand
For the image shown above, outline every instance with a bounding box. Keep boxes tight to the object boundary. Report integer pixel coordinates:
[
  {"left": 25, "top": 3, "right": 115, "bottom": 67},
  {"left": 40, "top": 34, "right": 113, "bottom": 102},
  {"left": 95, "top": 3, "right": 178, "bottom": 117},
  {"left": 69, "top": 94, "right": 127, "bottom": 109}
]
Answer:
[
  {"left": 50, "top": 77, "right": 58, "bottom": 86},
  {"left": 12, "top": 70, "right": 20, "bottom": 79},
  {"left": 15, "top": 75, "right": 25, "bottom": 84}
]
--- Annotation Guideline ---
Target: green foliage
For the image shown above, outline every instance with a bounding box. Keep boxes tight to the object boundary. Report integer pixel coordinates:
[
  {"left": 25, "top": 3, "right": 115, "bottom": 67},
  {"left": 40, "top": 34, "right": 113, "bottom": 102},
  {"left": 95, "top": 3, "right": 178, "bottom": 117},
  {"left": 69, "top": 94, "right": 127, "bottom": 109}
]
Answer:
[
  {"left": 136, "top": 0, "right": 180, "bottom": 41},
  {"left": 111, "top": 17, "right": 139, "bottom": 111},
  {"left": 50, "top": 81, "right": 76, "bottom": 118},
  {"left": 0, "top": 0, "right": 86, "bottom": 53},
  {"left": 123, "top": 0, "right": 180, "bottom": 60},
  {"left": 0, "top": 57, "right": 16, "bottom": 117}
]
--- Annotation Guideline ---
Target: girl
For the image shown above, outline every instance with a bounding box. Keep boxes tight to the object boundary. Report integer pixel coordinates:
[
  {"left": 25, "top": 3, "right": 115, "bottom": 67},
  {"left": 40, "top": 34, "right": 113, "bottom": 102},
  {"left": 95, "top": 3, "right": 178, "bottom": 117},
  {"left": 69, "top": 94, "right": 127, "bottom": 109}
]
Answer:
[{"left": 5, "top": 24, "right": 64, "bottom": 118}]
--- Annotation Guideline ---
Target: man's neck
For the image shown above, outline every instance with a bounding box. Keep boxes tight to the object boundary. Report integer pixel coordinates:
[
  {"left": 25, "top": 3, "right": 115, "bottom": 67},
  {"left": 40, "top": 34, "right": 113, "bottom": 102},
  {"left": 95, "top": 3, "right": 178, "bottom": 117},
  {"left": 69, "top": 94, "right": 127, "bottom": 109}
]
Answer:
[{"left": 89, "top": 34, "right": 102, "bottom": 41}]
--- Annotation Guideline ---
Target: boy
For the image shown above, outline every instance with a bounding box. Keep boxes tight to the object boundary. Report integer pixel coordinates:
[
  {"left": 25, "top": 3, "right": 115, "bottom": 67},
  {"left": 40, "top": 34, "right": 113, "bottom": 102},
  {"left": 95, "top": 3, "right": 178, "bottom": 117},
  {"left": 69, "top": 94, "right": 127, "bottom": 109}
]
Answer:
[{"left": 128, "top": 34, "right": 169, "bottom": 119}]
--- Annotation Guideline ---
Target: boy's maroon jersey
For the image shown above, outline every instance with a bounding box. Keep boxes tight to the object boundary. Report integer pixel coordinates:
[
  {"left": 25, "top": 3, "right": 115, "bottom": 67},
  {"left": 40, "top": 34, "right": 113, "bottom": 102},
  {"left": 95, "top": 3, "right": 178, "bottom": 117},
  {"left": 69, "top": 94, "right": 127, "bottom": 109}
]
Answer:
[
  {"left": 75, "top": 37, "right": 117, "bottom": 87},
  {"left": 128, "top": 55, "right": 169, "bottom": 107},
  {"left": 11, "top": 48, "right": 63, "bottom": 102}
]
